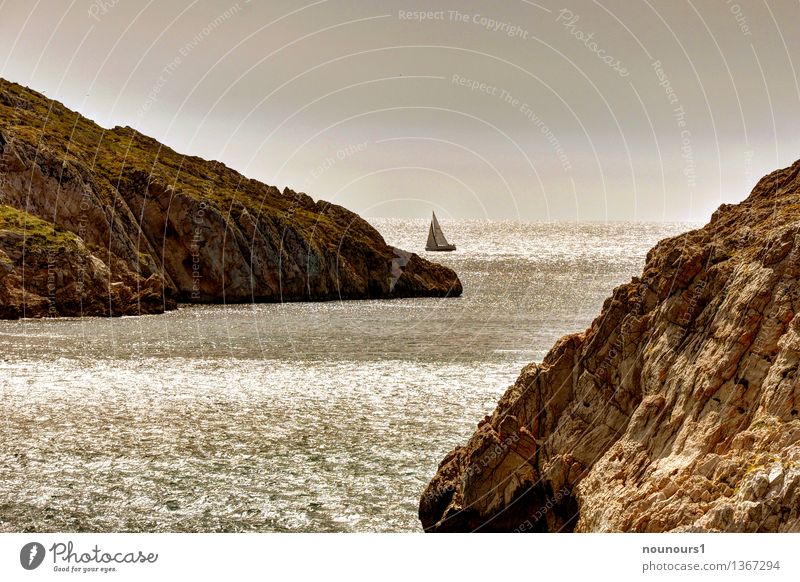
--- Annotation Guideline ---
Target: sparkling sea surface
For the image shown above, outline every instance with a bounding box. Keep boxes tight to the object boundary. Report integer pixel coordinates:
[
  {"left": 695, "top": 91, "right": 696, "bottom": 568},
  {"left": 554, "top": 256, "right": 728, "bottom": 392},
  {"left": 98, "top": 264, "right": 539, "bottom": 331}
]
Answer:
[{"left": 0, "top": 220, "right": 692, "bottom": 532}]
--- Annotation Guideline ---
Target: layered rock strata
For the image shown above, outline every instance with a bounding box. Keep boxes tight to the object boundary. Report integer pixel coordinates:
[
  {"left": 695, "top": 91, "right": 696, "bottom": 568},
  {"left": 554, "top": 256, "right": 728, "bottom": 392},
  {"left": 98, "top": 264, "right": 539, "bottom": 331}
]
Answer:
[{"left": 421, "top": 160, "right": 800, "bottom": 533}]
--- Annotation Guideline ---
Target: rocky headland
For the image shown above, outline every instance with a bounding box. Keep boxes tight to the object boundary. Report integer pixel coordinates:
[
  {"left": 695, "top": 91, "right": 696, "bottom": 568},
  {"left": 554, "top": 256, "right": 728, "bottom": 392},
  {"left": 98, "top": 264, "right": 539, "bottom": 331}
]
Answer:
[
  {"left": 0, "top": 79, "right": 461, "bottom": 318},
  {"left": 420, "top": 160, "right": 800, "bottom": 532}
]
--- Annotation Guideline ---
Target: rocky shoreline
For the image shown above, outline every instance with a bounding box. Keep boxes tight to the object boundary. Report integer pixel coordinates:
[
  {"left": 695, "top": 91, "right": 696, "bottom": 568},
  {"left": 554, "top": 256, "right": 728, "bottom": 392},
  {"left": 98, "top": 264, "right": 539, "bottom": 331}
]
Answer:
[
  {"left": 0, "top": 79, "right": 461, "bottom": 319},
  {"left": 420, "top": 160, "right": 800, "bottom": 533}
]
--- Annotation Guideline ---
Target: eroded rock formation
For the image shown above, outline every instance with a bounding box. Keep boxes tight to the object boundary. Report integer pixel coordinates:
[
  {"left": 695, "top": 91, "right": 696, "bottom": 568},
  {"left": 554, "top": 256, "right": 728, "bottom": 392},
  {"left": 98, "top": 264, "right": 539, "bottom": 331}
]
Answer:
[
  {"left": 420, "top": 160, "right": 800, "bottom": 533},
  {"left": 0, "top": 79, "right": 461, "bottom": 318}
]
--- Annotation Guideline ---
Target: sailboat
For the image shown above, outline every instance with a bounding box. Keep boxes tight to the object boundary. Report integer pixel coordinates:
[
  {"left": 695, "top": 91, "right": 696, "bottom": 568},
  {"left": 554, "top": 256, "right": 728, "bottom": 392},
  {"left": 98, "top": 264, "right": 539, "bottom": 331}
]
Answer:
[{"left": 425, "top": 211, "right": 456, "bottom": 252}]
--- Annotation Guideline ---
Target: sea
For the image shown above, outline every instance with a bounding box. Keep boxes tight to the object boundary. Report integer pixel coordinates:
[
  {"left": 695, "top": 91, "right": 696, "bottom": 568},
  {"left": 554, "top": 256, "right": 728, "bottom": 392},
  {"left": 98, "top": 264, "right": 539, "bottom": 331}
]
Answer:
[{"left": 0, "top": 220, "right": 692, "bottom": 532}]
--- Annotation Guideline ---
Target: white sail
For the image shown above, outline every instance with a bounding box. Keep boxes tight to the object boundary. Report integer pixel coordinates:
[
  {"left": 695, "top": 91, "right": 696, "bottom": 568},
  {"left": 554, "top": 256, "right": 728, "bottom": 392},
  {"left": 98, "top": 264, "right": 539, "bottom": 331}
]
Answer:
[
  {"left": 426, "top": 212, "right": 456, "bottom": 251},
  {"left": 426, "top": 222, "right": 439, "bottom": 249},
  {"left": 431, "top": 212, "right": 451, "bottom": 246}
]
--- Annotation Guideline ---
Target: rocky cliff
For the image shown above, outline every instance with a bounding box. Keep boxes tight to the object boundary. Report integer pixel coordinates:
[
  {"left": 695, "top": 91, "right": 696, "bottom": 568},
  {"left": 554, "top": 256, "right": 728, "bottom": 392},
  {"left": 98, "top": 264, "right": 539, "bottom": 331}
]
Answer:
[
  {"left": 0, "top": 79, "right": 461, "bottom": 318},
  {"left": 420, "top": 161, "right": 800, "bottom": 532}
]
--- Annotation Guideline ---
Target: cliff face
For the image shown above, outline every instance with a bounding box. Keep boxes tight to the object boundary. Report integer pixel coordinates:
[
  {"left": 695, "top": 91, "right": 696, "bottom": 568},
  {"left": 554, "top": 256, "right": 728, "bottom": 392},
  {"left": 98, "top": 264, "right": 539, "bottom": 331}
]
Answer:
[
  {"left": 420, "top": 161, "right": 800, "bottom": 533},
  {"left": 0, "top": 79, "right": 461, "bottom": 318}
]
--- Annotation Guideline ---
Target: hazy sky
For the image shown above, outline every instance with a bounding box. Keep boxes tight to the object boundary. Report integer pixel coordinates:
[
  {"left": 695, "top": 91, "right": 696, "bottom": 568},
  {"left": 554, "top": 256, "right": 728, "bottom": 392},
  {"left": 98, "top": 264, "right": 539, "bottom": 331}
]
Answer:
[{"left": 1, "top": 0, "right": 799, "bottom": 221}]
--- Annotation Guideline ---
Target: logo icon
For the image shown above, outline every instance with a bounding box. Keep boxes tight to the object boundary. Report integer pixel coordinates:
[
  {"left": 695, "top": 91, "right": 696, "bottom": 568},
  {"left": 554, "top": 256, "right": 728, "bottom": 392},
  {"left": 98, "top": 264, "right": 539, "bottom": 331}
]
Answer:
[{"left": 20, "top": 542, "right": 46, "bottom": 570}]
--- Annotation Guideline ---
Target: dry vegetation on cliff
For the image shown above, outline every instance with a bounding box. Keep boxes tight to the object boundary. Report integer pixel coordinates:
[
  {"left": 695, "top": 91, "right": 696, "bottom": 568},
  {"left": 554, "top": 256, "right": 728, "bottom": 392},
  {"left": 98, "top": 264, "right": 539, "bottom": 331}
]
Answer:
[{"left": 0, "top": 78, "right": 461, "bottom": 318}]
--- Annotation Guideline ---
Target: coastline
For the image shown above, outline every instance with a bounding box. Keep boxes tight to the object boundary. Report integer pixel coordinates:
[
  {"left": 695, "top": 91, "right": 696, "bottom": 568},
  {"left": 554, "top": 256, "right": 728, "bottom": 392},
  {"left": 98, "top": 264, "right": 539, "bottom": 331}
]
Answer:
[
  {"left": 0, "top": 78, "right": 461, "bottom": 320},
  {"left": 420, "top": 160, "right": 800, "bottom": 533},
  {"left": 0, "top": 220, "right": 685, "bottom": 533}
]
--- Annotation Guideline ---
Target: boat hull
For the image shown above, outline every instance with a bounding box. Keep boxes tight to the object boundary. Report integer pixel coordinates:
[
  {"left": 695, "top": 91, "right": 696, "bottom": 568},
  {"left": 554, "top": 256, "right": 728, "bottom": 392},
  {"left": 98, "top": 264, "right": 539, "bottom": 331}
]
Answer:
[{"left": 426, "top": 244, "right": 457, "bottom": 252}]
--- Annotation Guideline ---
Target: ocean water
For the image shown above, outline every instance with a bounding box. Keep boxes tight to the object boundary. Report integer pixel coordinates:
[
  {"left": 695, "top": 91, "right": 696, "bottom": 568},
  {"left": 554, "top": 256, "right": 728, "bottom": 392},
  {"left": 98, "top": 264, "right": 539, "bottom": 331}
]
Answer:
[{"left": 0, "top": 220, "right": 692, "bottom": 532}]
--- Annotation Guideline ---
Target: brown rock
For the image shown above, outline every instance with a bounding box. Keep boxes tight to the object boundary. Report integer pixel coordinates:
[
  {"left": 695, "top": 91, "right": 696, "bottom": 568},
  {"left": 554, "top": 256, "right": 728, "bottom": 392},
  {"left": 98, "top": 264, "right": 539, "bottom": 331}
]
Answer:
[
  {"left": 0, "top": 78, "right": 461, "bottom": 317},
  {"left": 420, "top": 159, "right": 800, "bottom": 533}
]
